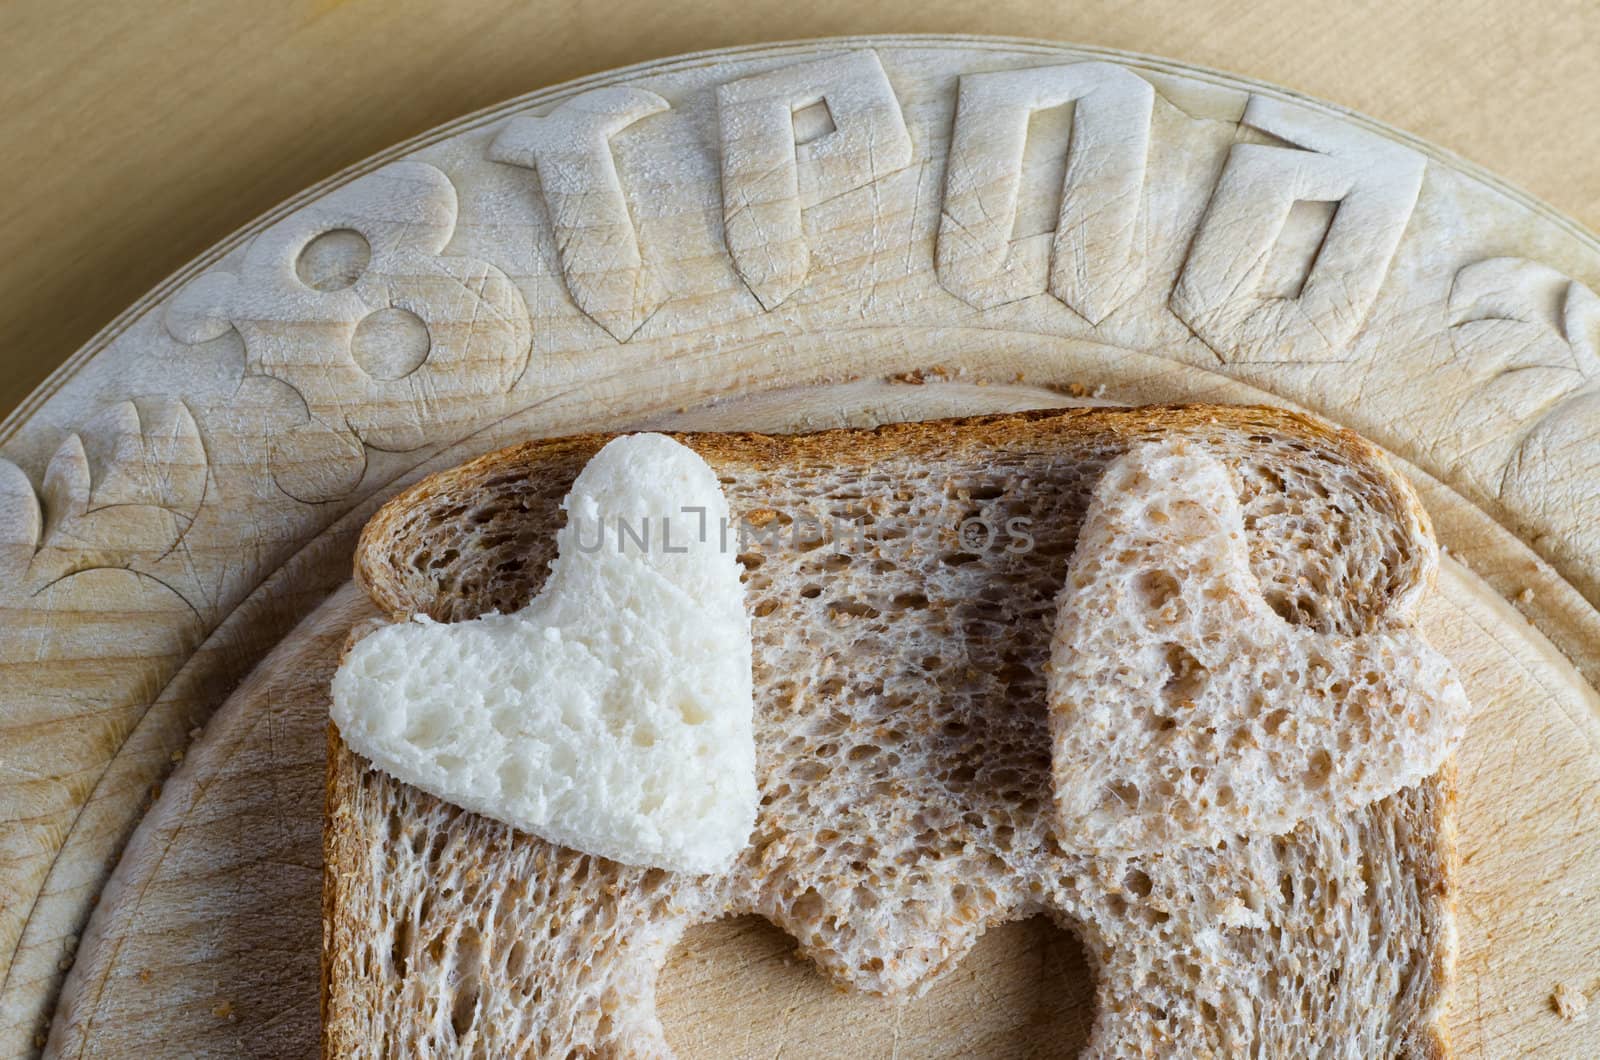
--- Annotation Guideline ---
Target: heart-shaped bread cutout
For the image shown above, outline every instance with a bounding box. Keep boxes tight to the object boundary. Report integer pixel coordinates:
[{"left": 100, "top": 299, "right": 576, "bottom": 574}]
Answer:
[
  {"left": 331, "top": 433, "right": 756, "bottom": 873},
  {"left": 1048, "top": 440, "right": 1466, "bottom": 854}
]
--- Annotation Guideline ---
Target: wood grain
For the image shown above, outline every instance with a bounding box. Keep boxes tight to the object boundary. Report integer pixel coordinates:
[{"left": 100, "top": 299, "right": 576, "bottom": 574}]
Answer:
[{"left": 0, "top": 36, "right": 1594, "bottom": 1057}]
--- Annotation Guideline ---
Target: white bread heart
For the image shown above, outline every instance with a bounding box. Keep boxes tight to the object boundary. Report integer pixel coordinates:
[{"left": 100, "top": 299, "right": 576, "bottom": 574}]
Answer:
[
  {"left": 1048, "top": 439, "right": 1466, "bottom": 854},
  {"left": 330, "top": 432, "right": 756, "bottom": 873}
]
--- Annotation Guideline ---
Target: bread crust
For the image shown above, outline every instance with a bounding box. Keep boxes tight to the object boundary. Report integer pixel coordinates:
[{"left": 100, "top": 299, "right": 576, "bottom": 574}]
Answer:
[
  {"left": 355, "top": 404, "right": 1435, "bottom": 621},
  {"left": 324, "top": 404, "right": 1456, "bottom": 1058}
]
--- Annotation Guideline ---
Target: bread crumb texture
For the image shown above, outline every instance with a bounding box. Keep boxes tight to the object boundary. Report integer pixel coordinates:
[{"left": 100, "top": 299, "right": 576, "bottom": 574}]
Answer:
[
  {"left": 1554, "top": 982, "right": 1589, "bottom": 1022},
  {"left": 1049, "top": 440, "right": 1465, "bottom": 854},
  {"left": 331, "top": 434, "right": 756, "bottom": 874},
  {"left": 326, "top": 407, "right": 1456, "bottom": 1058}
]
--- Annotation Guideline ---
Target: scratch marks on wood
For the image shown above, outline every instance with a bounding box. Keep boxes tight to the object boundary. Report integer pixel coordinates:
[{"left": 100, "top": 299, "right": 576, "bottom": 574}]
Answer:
[
  {"left": 1171, "top": 96, "right": 1425, "bottom": 363},
  {"left": 936, "top": 62, "right": 1154, "bottom": 324},
  {"left": 1448, "top": 257, "right": 1600, "bottom": 589},
  {"left": 164, "top": 161, "right": 532, "bottom": 504},
  {"left": 490, "top": 87, "right": 671, "bottom": 342},
  {"left": 717, "top": 50, "right": 913, "bottom": 310},
  {"left": 0, "top": 400, "right": 206, "bottom": 596}
]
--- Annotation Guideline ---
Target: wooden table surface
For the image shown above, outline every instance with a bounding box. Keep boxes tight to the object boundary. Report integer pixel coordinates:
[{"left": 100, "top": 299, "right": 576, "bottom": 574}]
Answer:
[{"left": 2, "top": 1, "right": 1600, "bottom": 423}]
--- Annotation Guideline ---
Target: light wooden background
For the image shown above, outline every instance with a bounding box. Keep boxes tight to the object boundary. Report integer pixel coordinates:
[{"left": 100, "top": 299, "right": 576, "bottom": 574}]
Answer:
[{"left": 3, "top": 1, "right": 1600, "bottom": 422}]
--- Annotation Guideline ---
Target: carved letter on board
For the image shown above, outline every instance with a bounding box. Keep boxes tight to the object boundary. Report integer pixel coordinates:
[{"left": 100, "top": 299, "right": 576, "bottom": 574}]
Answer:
[
  {"left": 717, "top": 50, "right": 914, "bottom": 310},
  {"left": 936, "top": 62, "right": 1154, "bottom": 323},
  {"left": 490, "top": 87, "right": 671, "bottom": 342},
  {"left": 1171, "top": 96, "right": 1424, "bottom": 363}
]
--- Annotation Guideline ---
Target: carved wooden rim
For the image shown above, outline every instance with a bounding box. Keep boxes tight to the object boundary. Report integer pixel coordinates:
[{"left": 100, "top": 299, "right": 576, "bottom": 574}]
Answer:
[
  {"left": 11, "top": 34, "right": 1600, "bottom": 440},
  {"left": 2, "top": 34, "right": 1597, "bottom": 1056}
]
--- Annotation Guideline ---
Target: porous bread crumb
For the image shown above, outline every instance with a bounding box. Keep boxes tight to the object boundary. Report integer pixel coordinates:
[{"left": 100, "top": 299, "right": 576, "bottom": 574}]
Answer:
[
  {"left": 1216, "top": 897, "right": 1268, "bottom": 931},
  {"left": 1553, "top": 982, "right": 1589, "bottom": 1021},
  {"left": 326, "top": 407, "right": 1457, "bottom": 1059},
  {"left": 1048, "top": 441, "right": 1465, "bottom": 854}
]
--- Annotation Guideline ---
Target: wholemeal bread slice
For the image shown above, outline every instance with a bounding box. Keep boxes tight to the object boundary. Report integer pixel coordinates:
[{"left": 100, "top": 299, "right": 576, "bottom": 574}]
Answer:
[{"left": 323, "top": 406, "right": 1458, "bottom": 1058}]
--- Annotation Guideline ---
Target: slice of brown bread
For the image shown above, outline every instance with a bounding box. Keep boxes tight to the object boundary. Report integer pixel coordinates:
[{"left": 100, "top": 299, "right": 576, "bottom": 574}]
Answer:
[{"left": 323, "top": 406, "right": 1456, "bottom": 1058}]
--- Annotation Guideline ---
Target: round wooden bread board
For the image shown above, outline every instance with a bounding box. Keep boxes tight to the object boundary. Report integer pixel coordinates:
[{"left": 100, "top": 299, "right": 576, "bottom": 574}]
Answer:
[{"left": 2, "top": 36, "right": 1598, "bottom": 1059}]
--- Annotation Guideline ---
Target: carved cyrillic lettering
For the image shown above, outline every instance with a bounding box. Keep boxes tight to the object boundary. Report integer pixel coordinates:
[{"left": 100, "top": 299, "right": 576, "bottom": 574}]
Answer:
[
  {"left": 1172, "top": 96, "right": 1424, "bottom": 362},
  {"left": 936, "top": 62, "right": 1154, "bottom": 323},
  {"left": 490, "top": 87, "right": 670, "bottom": 341},
  {"left": 717, "top": 50, "right": 913, "bottom": 309}
]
